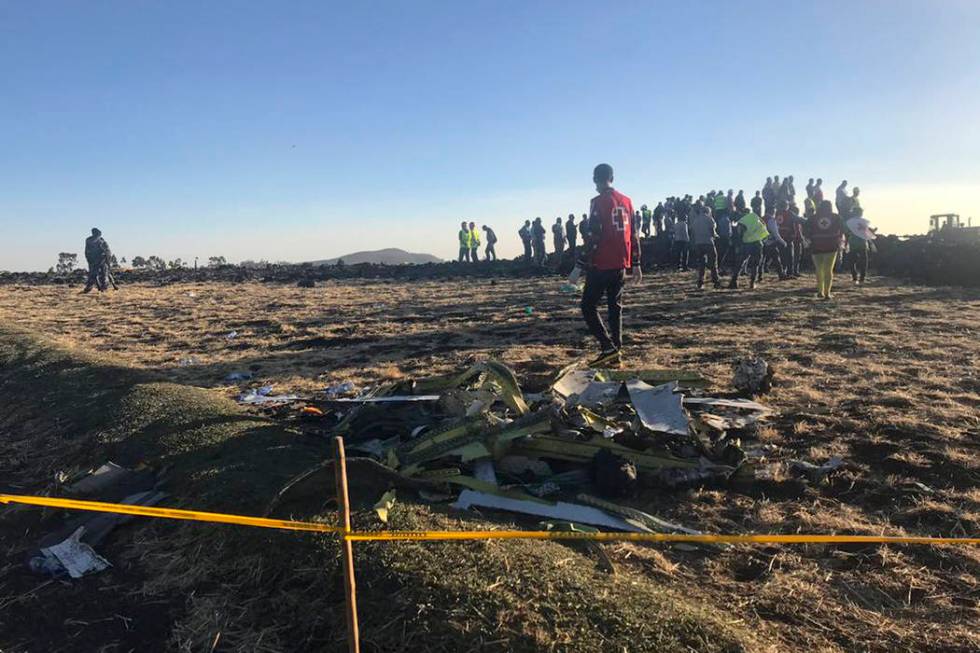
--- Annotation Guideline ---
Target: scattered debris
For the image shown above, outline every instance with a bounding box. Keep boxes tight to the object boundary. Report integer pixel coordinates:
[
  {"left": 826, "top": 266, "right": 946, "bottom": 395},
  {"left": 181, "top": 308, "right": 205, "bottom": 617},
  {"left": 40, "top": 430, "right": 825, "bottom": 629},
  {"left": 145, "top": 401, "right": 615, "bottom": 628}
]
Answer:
[
  {"left": 29, "top": 463, "right": 166, "bottom": 578},
  {"left": 36, "top": 527, "right": 111, "bottom": 578},
  {"left": 238, "top": 386, "right": 299, "bottom": 405},
  {"left": 591, "top": 449, "right": 637, "bottom": 498},
  {"left": 225, "top": 371, "right": 253, "bottom": 382},
  {"left": 732, "top": 357, "right": 774, "bottom": 396},
  {"left": 373, "top": 490, "right": 397, "bottom": 523},
  {"left": 452, "top": 490, "right": 646, "bottom": 532},
  {"left": 225, "top": 331, "right": 238, "bottom": 339},
  {"left": 790, "top": 456, "right": 845, "bottom": 483},
  {"left": 270, "top": 360, "right": 782, "bottom": 541},
  {"left": 324, "top": 381, "right": 358, "bottom": 397},
  {"left": 627, "top": 381, "right": 688, "bottom": 435}
]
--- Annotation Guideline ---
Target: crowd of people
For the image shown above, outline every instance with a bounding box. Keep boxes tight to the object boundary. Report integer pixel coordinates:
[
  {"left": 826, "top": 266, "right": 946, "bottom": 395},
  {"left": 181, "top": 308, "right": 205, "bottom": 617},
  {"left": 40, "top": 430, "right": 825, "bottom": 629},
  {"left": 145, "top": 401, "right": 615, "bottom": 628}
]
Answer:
[
  {"left": 460, "top": 174, "right": 871, "bottom": 297},
  {"left": 452, "top": 166, "right": 874, "bottom": 364}
]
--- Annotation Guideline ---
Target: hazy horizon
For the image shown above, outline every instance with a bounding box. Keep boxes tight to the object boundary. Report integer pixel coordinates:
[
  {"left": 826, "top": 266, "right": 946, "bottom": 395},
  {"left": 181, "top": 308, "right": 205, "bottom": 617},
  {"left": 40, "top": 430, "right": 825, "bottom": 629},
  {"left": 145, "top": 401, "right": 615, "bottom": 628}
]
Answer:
[{"left": 4, "top": 1, "right": 979, "bottom": 272}]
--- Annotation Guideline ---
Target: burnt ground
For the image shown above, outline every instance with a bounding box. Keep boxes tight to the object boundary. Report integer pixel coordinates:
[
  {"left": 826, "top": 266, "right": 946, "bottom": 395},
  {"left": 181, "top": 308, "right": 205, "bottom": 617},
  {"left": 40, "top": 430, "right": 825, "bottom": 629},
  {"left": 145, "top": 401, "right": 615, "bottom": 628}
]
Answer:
[{"left": 0, "top": 270, "right": 978, "bottom": 652}]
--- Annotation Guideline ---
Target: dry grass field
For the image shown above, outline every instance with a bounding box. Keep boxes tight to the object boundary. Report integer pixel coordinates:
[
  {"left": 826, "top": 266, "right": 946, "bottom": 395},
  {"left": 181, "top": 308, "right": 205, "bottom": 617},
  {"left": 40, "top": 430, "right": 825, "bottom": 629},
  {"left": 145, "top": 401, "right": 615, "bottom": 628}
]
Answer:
[{"left": 1, "top": 271, "right": 978, "bottom": 652}]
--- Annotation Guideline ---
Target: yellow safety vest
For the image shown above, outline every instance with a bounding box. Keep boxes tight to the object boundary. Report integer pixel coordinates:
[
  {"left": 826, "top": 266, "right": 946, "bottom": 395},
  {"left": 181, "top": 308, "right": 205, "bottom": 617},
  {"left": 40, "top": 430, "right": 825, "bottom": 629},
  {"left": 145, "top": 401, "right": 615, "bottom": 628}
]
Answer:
[{"left": 470, "top": 229, "right": 480, "bottom": 246}]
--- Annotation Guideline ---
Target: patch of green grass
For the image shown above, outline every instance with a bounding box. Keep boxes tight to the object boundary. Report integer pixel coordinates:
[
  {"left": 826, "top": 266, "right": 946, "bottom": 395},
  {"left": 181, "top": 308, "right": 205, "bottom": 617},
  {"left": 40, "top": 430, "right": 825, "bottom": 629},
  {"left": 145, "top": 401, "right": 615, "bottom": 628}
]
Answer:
[{"left": 0, "top": 324, "right": 753, "bottom": 652}]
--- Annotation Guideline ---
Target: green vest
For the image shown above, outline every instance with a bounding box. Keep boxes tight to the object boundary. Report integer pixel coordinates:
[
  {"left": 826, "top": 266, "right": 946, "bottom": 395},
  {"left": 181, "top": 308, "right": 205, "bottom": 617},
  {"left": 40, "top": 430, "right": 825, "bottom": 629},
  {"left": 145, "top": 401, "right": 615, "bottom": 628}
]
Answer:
[
  {"left": 739, "top": 213, "right": 769, "bottom": 243},
  {"left": 459, "top": 229, "right": 471, "bottom": 247},
  {"left": 714, "top": 195, "right": 727, "bottom": 211}
]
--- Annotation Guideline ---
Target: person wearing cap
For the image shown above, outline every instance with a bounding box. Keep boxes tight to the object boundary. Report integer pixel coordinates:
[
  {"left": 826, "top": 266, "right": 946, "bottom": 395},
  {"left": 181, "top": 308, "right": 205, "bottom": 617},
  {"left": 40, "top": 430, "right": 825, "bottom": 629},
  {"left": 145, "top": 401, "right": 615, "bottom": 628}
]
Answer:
[{"left": 575, "top": 163, "right": 641, "bottom": 368}]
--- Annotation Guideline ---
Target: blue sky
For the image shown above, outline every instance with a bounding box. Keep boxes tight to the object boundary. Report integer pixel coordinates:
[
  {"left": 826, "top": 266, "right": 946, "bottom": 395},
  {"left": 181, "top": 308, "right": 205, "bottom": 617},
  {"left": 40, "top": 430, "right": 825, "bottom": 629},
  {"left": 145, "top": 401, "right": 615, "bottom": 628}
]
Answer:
[{"left": 3, "top": 1, "right": 979, "bottom": 270}]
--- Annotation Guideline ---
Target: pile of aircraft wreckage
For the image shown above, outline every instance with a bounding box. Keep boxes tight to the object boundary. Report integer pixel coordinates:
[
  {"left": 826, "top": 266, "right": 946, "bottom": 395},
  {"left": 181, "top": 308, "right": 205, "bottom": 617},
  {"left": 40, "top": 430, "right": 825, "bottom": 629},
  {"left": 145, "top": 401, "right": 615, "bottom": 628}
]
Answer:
[{"left": 266, "top": 360, "right": 782, "bottom": 535}]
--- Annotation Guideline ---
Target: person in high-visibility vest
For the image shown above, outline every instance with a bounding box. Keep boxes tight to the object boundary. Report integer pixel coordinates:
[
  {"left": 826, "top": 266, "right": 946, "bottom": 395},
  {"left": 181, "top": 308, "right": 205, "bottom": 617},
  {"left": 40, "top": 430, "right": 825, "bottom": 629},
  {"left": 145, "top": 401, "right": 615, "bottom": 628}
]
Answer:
[
  {"left": 640, "top": 205, "right": 652, "bottom": 237},
  {"left": 469, "top": 222, "right": 480, "bottom": 262},
  {"left": 458, "top": 221, "right": 472, "bottom": 262},
  {"left": 728, "top": 207, "right": 770, "bottom": 289}
]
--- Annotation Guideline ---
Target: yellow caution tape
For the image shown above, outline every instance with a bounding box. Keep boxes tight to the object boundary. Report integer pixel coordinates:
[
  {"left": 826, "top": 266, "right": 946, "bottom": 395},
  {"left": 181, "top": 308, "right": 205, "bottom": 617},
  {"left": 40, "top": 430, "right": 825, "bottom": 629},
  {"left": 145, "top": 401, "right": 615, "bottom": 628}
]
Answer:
[
  {"left": 0, "top": 494, "right": 339, "bottom": 534},
  {"left": 344, "top": 530, "right": 980, "bottom": 545},
  {"left": 3, "top": 494, "right": 978, "bottom": 546}
]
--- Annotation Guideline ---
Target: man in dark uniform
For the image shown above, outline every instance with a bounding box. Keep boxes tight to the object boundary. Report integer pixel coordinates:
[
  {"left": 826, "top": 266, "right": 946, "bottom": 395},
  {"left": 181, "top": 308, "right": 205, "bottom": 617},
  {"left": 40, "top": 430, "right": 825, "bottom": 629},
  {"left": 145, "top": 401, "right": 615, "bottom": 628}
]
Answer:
[
  {"left": 576, "top": 163, "right": 640, "bottom": 368},
  {"left": 531, "top": 217, "right": 547, "bottom": 266},
  {"left": 518, "top": 220, "right": 533, "bottom": 263},
  {"left": 82, "top": 228, "right": 113, "bottom": 293},
  {"left": 565, "top": 214, "right": 577, "bottom": 254},
  {"left": 482, "top": 225, "right": 498, "bottom": 261}
]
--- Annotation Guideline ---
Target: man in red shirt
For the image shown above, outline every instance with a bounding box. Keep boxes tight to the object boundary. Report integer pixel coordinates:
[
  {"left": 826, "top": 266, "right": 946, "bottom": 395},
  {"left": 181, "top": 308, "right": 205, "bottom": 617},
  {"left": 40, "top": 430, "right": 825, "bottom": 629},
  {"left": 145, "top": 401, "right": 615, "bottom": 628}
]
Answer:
[{"left": 576, "top": 163, "right": 641, "bottom": 368}]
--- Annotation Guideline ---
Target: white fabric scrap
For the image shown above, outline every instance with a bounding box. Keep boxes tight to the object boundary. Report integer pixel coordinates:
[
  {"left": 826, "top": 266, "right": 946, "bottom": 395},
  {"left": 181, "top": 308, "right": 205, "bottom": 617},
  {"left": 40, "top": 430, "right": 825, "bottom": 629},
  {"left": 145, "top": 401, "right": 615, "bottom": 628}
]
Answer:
[{"left": 41, "top": 527, "right": 111, "bottom": 578}]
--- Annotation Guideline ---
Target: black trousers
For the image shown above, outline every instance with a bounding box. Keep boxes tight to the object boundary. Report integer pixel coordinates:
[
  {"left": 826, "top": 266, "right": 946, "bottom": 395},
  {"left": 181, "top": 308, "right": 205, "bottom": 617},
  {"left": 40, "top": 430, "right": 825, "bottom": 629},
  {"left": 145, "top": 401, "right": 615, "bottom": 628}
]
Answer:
[
  {"left": 458, "top": 247, "right": 469, "bottom": 263},
  {"left": 485, "top": 243, "right": 497, "bottom": 261},
  {"left": 522, "top": 240, "right": 532, "bottom": 263},
  {"left": 674, "top": 241, "right": 690, "bottom": 270},
  {"left": 731, "top": 241, "right": 763, "bottom": 286},
  {"left": 692, "top": 243, "right": 720, "bottom": 286},
  {"left": 532, "top": 239, "right": 546, "bottom": 265},
  {"left": 778, "top": 241, "right": 794, "bottom": 278},
  {"left": 716, "top": 236, "right": 731, "bottom": 270},
  {"left": 581, "top": 268, "right": 625, "bottom": 351},
  {"left": 850, "top": 248, "right": 868, "bottom": 281}
]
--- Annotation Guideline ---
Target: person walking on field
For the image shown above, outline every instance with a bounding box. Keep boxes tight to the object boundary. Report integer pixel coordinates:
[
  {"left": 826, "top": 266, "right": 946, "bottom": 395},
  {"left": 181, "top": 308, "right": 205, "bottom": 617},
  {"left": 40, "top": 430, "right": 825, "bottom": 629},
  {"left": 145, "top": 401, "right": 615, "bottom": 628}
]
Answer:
[
  {"left": 565, "top": 214, "right": 578, "bottom": 254},
  {"left": 458, "top": 221, "right": 471, "bottom": 262},
  {"left": 728, "top": 207, "right": 769, "bottom": 290},
  {"left": 82, "top": 227, "right": 115, "bottom": 293},
  {"left": 518, "top": 220, "right": 533, "bottom": 263},
  {"left": 482, "top": 225, "right": 497, "bottom": 261},
  {"left": 576, "top": 163, "right": 641, "bottom": 368},
  {"left": 846, "top": 207, "right": 870, "bottom": 285},
  {"left": 469, "top": 221, "right": 481, "bottom": 262},
  {"left": 690, "top": 206, "right": 721, "bottom": 289},
  {"left": 552, "top": 217, "right": 567, "bottom": 256},
  {"left": 673, "top": 215, "right": 690, "bottom": 271},
  {"left": 640, "top": 204, "right": 652, "bottom": 237},
  {"left": 806, "top": 200, "right": 844, "bottom": 299}
]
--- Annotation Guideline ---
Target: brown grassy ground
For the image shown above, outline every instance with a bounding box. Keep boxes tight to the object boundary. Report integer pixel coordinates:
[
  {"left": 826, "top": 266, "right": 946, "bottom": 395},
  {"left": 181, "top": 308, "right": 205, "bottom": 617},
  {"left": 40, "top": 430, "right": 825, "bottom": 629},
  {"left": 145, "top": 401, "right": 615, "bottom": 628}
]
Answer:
[{"left": 1, "top": 271, "right": 978, "bottom": 652}]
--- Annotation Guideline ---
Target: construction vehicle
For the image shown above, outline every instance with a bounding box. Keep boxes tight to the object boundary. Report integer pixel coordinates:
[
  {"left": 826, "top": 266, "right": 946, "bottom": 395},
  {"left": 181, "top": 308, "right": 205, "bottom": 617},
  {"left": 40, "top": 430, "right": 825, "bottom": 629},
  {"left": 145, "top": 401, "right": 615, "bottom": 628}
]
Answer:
[{"left": 929, "top": 214, "right": 980, "bottom": 241}]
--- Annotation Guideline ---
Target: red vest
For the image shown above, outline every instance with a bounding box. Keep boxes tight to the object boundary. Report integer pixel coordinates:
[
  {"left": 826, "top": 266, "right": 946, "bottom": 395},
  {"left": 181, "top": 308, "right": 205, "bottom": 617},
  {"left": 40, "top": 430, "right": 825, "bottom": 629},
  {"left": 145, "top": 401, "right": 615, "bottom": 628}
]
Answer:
[
  {"left": 775, "top": 210, "right": 796, "bottom": 241},
  {"left": 809, "top": 213, "right": 843, "bottom": 253},
  {"left": 589, "top": 189, "right": 635, "bottom": 270}
]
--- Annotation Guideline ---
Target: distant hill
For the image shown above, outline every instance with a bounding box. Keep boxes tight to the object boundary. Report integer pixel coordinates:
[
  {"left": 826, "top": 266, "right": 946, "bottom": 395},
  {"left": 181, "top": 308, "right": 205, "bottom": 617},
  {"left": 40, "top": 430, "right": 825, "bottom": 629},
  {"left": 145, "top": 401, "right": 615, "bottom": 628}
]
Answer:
[{"left": 309, "top": 248, "right": 443, "bottom": 266}]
